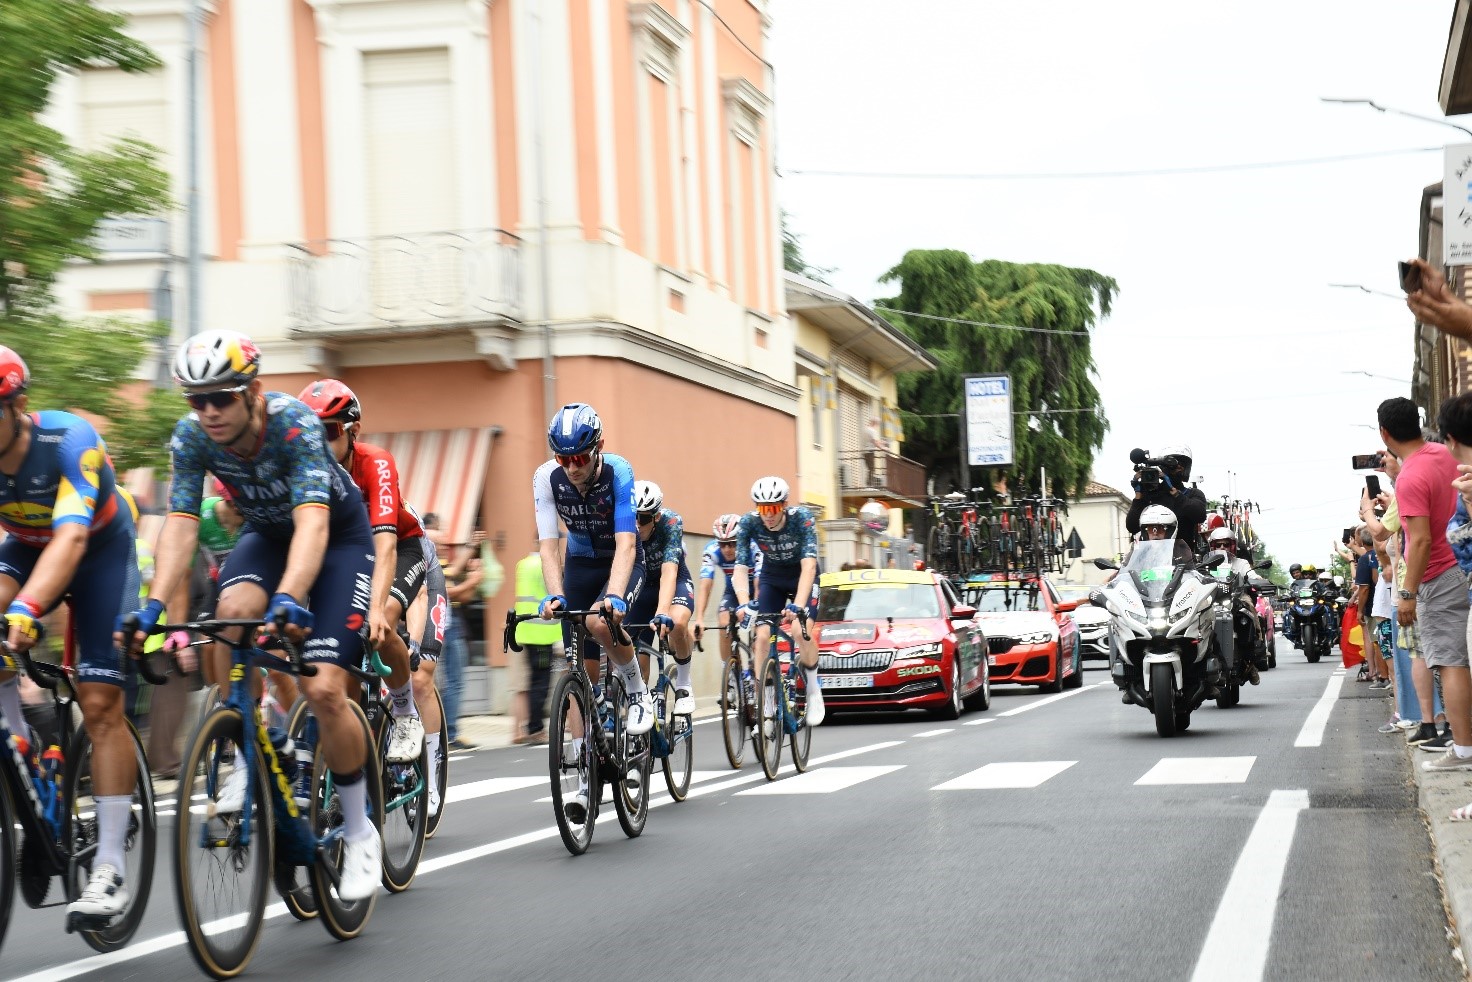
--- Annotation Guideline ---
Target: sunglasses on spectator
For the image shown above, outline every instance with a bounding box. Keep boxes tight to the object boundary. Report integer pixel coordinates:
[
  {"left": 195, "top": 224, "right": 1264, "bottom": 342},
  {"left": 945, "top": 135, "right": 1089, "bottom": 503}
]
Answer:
[
  {"left": 637, "top": 511, "right": 656, "bottom": 526},
  {"left": 556, "top": 452, "right": 594, "bottom": 468},
  {"left": 185, "top": 385, "right": 248, "bottom": 411},
  {"left": 757, "top": 503, "right": 785, "bottom": 517}
]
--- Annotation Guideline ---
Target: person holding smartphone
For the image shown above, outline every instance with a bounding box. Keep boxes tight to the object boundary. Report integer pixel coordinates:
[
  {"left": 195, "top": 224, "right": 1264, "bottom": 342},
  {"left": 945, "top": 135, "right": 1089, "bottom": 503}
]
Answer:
[{"left": 1404, "top": 257, "right": 1472, "bottom": 340}]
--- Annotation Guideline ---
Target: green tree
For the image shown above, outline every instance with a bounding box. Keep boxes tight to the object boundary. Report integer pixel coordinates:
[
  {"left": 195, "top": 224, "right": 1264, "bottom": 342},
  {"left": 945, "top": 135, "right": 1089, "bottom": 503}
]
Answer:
[
  {"left": 878, "top": 249, "right": 1117, "bottom": 499},
  {"left": 781, "top": 209, "right": 834, "bottom": 284},
  {"left": 2, "top": 0, "right": 174, "bottom": 468}
]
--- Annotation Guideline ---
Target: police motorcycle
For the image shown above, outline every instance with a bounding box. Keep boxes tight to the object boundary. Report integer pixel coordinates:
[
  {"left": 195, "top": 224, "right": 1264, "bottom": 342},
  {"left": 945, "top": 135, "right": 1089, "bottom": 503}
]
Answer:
[
  {"left": 1092, "top": 539, "right": 1225, "bottom": 738},
  {"left": 1201, "top": 531, "right": 1273, "bottom": 708},
  {"left": 1289, "top": 582, "right": 1332, "bottom": 664}
]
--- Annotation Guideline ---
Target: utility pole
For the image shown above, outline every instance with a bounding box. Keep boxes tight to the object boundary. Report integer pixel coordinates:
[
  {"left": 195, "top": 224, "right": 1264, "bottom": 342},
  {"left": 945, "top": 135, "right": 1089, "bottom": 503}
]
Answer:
[{"left": 185, "top": 0, "right": 202, "bottom": 338}]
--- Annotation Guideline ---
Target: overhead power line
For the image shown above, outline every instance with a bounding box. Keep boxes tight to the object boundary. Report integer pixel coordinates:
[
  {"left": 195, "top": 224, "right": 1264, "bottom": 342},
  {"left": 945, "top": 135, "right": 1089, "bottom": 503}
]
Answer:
[{"left": 786, "top": 146, "right": 1441, "bottom": 181}]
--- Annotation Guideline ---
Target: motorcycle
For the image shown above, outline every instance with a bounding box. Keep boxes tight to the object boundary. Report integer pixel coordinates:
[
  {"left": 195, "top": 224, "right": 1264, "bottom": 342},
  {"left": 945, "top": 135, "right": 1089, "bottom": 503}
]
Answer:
[
  {"left": 1289, "top": 586, "right": 1331, "bottom": 663},
  {"left": 1205, "top": 555, "right": 1274, "bottom": 708},
  {"left": 1092, "top": 541, "right": 1224, "bottom": 738},
  {"left": 1253, "top": 587, "right": 1278, "bottom": 670}
]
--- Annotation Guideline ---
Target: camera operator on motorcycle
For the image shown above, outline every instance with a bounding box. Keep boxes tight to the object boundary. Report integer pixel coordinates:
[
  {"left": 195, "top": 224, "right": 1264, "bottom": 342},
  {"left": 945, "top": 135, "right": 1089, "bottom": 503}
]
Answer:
[
  {"left": 1207, "top": 527, "right": 1263, "bottom": 685},
  {"left": 1125, "top": 445, "right": 1208, "bottom": 554}
]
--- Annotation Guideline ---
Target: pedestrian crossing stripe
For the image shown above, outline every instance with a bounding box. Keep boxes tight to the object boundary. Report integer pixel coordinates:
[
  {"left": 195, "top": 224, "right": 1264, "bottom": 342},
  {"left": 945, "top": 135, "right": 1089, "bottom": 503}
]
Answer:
[
  {"left": 1134, "top": 756, "right": 1256, "bottom": 785},
  {"left": 933, "top": 760, "right": 1077, "bottom": 790},
  {"left": 735, "top": 765, "right": 905, "bottom": 796}
]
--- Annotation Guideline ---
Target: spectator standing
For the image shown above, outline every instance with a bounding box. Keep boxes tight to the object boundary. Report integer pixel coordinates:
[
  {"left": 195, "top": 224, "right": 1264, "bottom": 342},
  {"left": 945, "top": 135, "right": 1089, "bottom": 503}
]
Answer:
[
  {"left": 440, "top": 531, "right": 481, "bottom": 750},
  {"left": 1353, "top": 529, "right": 1389, "bottom": 687},
  {"left": 865, "top": 416, "right": 885, "bottom": 485},
  {"left": 513, "top": 543, "right": 558, "bottom": 744}
]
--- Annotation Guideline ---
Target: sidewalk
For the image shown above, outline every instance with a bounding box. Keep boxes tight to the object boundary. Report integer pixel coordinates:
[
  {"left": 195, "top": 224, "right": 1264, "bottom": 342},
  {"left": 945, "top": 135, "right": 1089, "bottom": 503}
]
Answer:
[{"left": 1410, "top": 723, "right": 1472, "bottom": 963}]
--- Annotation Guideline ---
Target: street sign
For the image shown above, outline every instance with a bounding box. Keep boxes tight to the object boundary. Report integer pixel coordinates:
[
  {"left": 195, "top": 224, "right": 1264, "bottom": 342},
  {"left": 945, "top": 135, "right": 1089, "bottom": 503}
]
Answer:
[
  {"left": 964, "top": 374, "right": 1013, "bottom": 466},
  {"left": 90, "top": 216, "right": 170, "bottom": 256},
  {"left": 1446, "top": 144, "right": 1472, "bottom": 265}
]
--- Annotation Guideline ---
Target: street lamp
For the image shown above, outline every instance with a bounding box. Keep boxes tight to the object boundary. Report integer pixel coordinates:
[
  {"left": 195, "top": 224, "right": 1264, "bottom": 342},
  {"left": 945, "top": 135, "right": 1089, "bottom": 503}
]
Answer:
[
  {"left": 1329, "top": 282, "right": 1402, "bottom": 300},
  {"left": 1320, "top": 97, "right": 1472, "bottom": 139}
]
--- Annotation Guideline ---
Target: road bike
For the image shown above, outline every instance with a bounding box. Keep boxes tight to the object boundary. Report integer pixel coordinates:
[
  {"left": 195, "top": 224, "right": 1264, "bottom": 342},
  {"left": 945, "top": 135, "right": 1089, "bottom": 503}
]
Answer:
[
  {"left": 630, "top": 627, "right": 693, "bottom": 800},
  {"left": 0, "top": 636, "right": 163, "bottom": 956},
  {"left": 752, "top": 611, "right": 814, "bottom": 781},
  {"left": 718, "top": 619, "right": 756, "bottom": 769},
  {"left": 160, "top": 614, "right": 382, "bottom": 979},
  {"left": 503, "top": 607, "right": 652, "bottom": 856}
]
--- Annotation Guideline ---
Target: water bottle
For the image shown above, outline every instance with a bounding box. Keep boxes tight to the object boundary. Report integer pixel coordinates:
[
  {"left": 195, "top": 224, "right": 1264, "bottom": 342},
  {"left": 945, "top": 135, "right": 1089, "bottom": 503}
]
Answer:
[
  {"left": 41, "top": 744, "right": 63, "bottom": 811},
  {"left": 266, "top": 726, "right": 299, "bottom": 784}
]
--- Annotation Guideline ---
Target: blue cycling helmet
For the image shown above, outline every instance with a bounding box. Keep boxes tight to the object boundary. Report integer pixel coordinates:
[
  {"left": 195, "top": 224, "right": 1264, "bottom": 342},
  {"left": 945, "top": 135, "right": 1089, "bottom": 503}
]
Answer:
[{"left": 548, "top": 403, "right": 603, "bottom": 455}]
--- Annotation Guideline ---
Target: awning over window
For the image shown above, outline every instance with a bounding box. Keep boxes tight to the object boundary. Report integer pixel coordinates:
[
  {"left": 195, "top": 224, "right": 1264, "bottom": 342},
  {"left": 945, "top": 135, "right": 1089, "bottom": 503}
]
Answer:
[{"left": 359, "top": 427, "right": 497, "bottom": 547}]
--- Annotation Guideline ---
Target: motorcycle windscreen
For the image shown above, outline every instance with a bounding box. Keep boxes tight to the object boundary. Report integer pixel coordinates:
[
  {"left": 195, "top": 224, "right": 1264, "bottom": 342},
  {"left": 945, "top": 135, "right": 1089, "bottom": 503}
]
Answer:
[{"left": 1121, "top": 539, "right": 1179, "bottom": 603}]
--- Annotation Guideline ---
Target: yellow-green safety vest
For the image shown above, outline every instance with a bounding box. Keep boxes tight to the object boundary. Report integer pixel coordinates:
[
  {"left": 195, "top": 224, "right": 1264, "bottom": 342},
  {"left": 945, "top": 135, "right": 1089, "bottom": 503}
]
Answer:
[{"left": 515, "top": 553, "right": 561, "bottom": 646}]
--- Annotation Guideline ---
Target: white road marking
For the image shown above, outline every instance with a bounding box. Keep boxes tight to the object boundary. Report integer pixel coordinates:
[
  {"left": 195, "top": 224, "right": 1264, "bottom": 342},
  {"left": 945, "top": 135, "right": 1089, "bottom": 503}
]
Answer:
[
  {"left": 1189, "top": 789, "right": 1310, "bottom": 982},
  {"left": 1294, "top": 673, "right": 1345, "bottom": 747},
  {"left": 962, "top": 718, "right": 995, "bottom": 726},
  {"left": 913, "top": 728, "right": 954, "bottom": 738},
  {"left": 997, "top": 682, "right": 1108, "bottom": 717},
  {"left": 448, "top": 776, "right": 547, "bottom": 803},
  {"left": 933, "top": 760, "right": 1077, "bottom": 790},
  {"left": 735, "top": 765, "right": 904, "bottom": 796},
  {"left": 1135, "top": 756, "right": 1257, "bottom": 786},
  {"left": 536, "top": 770, "right": 730, "bottom": 804}
]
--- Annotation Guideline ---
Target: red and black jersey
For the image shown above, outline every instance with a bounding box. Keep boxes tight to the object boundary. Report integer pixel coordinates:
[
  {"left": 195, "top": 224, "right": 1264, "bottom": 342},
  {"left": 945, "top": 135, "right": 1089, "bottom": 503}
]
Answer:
[{"left": 346, "top": 441, "right": 423, "bottom": 541}]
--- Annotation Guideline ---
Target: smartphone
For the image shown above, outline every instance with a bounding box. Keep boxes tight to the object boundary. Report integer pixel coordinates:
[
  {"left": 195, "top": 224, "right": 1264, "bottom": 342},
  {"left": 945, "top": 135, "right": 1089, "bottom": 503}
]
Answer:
[
  {"left": 1351, "top": 452, "right": 1383, "bottom": 470},
  {"left": 1399, "top": 260, "right": 1422, "bottom": 294},
  {"left": 1341, "top": 528, "right": 1353, "bottom": 546},
  {"left": 1366, "top": 474, "right": 1382, "bottom": 499}
]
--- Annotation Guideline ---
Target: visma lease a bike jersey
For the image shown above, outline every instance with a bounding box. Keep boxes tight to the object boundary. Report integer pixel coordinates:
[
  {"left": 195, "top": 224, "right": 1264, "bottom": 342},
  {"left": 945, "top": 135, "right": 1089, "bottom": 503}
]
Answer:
[
  {"left": 168, "top": 393, "right": 368, "bottom": 542},
  {"left": 0, "top": 411, "right": 124, "bottom": 547},
  {"left": 641, "top": 507, "right": 689, "bottom": 579},
  {"left": 532, "top": 454, "right": 643, "bottom": 562},
  {"left": 735, "top": 507, "right": 818, "bottom": 576}
]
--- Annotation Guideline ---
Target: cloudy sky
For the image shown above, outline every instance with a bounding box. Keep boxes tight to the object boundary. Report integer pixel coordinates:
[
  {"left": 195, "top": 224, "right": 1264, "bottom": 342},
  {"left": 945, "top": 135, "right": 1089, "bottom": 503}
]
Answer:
[{"left": 771, "top": 0, "right": 1458, "bottom": 568}]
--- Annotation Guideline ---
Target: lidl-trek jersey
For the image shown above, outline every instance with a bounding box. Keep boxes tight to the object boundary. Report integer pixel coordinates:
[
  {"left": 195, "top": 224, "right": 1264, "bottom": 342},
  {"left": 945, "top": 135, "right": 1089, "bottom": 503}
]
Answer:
[
  {"left": 736, "top": 507, "right": 818, "bottom": 576},
  {"left": 168, "top": 393, "right": 368, "bottom": 541},
  {"left": 0, "top": 411, "right": 123, "bottom": 547},
  {"left": 532, "top": 454, "right": 642, "bottom": 562}
]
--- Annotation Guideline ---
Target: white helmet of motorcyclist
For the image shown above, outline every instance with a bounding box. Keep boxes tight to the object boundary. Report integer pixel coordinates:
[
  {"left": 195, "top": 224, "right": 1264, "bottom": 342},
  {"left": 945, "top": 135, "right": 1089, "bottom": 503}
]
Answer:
[
  {"left": 1207, "top": 526, "right": 1237, "bottom": 555},
  {"left": 1139, "top": 504, "right": 1177, "bottom": 539},
  {"left": 1157, "top": 444, "right": 1193, "bottom": 480},
  {"left": 1332, "top": 574, "right": 1344, "bottom": 588}
]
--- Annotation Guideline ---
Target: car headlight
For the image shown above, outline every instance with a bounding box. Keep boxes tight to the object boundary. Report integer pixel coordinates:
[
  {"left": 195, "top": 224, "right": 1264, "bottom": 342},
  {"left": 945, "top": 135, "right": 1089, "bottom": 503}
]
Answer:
[
  {"left": 896, "top": 642, "right": 944, "bottom": 660},
  {"left": 1019, "top": 631, "right": 1054, "bottom": 645}
]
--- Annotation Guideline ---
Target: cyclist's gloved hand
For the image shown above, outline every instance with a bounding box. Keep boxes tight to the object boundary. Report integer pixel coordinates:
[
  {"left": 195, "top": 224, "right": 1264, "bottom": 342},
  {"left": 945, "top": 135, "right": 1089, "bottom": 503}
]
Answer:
[
  {"left": 538, "top": 594, "right": 566, "bottom": 619},
  {"left": 115, "top": 597, "right": 166, "bottom": 639},
  {"left": 652, "top": 613, "right": 675, "bottom": 635},
  {"left": 6, "top": 596, "right": 44, "bottom": 646},
  {"left": 736, "top": 603, "right": 755, "bottom": 628},
  {"left": 602, "top": 594, "right": 628, "bottom": 616},
  {"left": 268, "top": 593, "right": 314, "bottom": 633},
  {"left": 784, "top": 603, "right": 805, "bottom": 620}
]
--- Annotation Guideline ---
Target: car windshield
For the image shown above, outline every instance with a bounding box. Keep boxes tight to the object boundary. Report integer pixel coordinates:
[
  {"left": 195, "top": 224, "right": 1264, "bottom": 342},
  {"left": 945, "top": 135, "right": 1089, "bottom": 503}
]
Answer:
[
  {"left": 817, "top": 582, "right": 941, "bottom": 621},
  {"left": 968, "top": 585, "right": 1045, "bottom": 613},
  {"left": 1054, "top": 585, "right": 1092, "bottom": 604}
]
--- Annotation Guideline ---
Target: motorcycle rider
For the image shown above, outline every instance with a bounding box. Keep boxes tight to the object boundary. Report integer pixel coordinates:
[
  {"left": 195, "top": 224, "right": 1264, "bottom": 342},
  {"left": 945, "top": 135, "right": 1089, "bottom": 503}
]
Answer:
[
  {"left": 1282, "top": 563, "right": 1316, "bottom": 644},
  {"left": 1125, "top": 445, "right": 1208, "bottom": 554},
  {"left": 1318, "top": 570, "right": 1343, "bottom": 645},
  {"left": 1207, "top": 527, "right": 1263, "bottom": 684}
]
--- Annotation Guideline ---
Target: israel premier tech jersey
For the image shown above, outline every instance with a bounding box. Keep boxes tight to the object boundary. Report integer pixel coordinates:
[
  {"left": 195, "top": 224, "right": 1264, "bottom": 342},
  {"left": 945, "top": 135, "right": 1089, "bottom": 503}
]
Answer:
[
  {"left": 0, "top": 411, "right": 124, "bottom": 547},
  {"left": 533, "top": 454, "right": 643, "bottom": 562},
  {"left": 167, "top": 393, "right": 368, "bottom": 542}
]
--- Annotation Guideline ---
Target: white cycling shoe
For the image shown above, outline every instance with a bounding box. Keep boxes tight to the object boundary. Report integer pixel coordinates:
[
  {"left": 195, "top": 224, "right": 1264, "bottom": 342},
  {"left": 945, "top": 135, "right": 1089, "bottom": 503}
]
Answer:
[
  {"left": 624, "top": 691, "right": 655, "bottom": 736},
  {"left": 672, "top": 688, "right": 696, "bottom": 715},
  {"left": 386, "top": 715, "right": 425, "bottom": 763},
  {"left": 212, "top": 763, "right": 248, "bottom": 814},
  {"left": 337, "top": 831, "right": 382, "bottom": 901},
  {"left": 428, "top": 780, "right": 442, "bottom": 820},
  {"left": 564, "top": 788, "right": 591, "bottom": 824},
  {"left": 67, "top": 864, "right": 128, "bottom": 921},
  {"left": 805, "top": 682, "right": 825, "bottom": 727}
]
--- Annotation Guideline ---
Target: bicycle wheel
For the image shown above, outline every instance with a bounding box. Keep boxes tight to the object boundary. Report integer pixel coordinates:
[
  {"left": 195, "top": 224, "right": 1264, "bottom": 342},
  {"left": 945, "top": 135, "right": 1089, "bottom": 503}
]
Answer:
[
  {"left": 425, "top": 687, "right": 449, "bottom": 840},
  {"left": 660, "top": 671, "right": 693, "bottom": 802},
  {"left": 548, "top": 672, "right": 596, "bottom": 856},
  {"left": 0, "top": 781, "right": 13, "bottom": 956},
  {"left": 607, "top": 674, "right": 651, "bottom": 839},
  {"left": 62, "top": 718, "right": 157, "bottom": 952},
  {"left": 790, "top": 669, "right": 812, "bottom": 773},
  {"left": 719, "top": 655, "right": 746, "bottom": 769},
  {"left": 173, "top": 707, "right": 271, "bottom": 979},
  {"left": 756, "top": 657, "right": 784, "bottom": 781},
  {"left": 309, "top": 698, "right": 382, "bottom": 942},
  {"left": 378, "top": 711, "right": 428, "bottom": 893},
  {"left": 275, "top": 698, "right": 317, "bottom": 921}
]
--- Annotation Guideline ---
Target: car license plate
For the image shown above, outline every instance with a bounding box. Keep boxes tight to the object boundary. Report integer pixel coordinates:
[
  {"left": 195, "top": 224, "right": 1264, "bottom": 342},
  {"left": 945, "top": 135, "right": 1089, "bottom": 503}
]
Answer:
[
  {"left": 987, "top": 654, "right": 998, "bottom": 666},
  {"left": 823, "top": 674, "right": 872, "bottom": 689}
]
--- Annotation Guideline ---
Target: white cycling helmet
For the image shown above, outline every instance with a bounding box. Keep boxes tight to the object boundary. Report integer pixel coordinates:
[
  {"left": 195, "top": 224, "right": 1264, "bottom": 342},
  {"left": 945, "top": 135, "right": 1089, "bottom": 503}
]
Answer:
[
  {"left": 751, "top": 476, "right": 790, "bottom": 504},
  {"left": 173, "top": 329, "right": 262, "bottom": 388},
  {"left": 632, "top": 480, "right": 663, "bottom": 514},
  {"left": 1140, "top": 503, "right": 1177, "bottom": 534},
  {"left": 713, "top": 513, "right": 742, "bottom": 541}
]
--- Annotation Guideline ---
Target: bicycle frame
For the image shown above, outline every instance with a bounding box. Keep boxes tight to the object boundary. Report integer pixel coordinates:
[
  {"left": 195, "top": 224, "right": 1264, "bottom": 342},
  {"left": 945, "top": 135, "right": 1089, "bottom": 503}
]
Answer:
[
  {"left": 342, "top": 648, "right": 424, "bottom": 815},
  {"left": 753, "top": 613, "right": 812, "bottom": 736},
  {"left": 631, "top": 631, "right": 690, "bottom": 761}
]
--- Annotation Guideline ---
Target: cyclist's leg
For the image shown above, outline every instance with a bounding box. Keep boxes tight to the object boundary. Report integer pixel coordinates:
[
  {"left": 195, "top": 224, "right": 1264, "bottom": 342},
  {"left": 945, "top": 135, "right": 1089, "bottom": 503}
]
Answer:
[
  {"left": 406, "top": 584, "right": 442, "bottom": 758},
  {"left": 752, "top": 573, "right": 792, "bottom": 681},
  {"left": 380, "top": 543, "right": 428, "bottom": 761},
  {"left": 0, "top": 541, "right": 38, "bottom": 752},
  {"left": 669, "top": 569, "right": 696, "bottom": 712},
  {"left": 601, "top": 564, "right": 652, "bottom": 732},
  {"left": 66, "top": 518, "right": 142, "bottom": 917},
  {"left": 624, "top": 573, "right": 660, "bottom": 684}
]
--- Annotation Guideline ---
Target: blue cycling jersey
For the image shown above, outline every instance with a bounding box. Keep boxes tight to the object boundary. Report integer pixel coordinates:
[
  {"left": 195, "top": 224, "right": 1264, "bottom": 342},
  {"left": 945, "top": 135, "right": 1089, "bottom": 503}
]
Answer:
[
  {"left": 0, "top": 411, "right": 124, "bottom": 547},
  {"left": 736, "top": 507, "right": 819, "bottom": 575},
  {"left": 642, "top": 507, "right": 685, "bottom": 573},
  {"left": 168, "top": 393, "right": 369, "bottom": 542},
  {"left": 532, "top": 453, "right": 642, "bottom": 561}
]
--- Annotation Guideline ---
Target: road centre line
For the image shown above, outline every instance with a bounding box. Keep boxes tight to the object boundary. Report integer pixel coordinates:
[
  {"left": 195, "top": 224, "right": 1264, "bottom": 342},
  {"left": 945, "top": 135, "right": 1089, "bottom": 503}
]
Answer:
[
  {"left": 16, "top": 740, "right": 908, "bottom": 982},
  {"left": 962, "top": 718, "right": 995, "bottom": 726},
  {"left": 1188, "top": 789, "right": 1310, "bottom": 982},
  {"left": 1293, "top": 673, "right": 1345, "bottom": 747},
  {"left": 913, "top": 728, "right": 954, "bottom": 738},
  {"left": 997, "top": 682, "right": 1109, "bottom": 717}
]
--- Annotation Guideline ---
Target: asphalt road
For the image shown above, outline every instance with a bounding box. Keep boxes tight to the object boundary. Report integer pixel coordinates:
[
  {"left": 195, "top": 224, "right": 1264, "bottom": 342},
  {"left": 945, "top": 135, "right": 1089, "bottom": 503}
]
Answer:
[{"left": 3, "top": 655, "right": 1462, "bottom": 982}]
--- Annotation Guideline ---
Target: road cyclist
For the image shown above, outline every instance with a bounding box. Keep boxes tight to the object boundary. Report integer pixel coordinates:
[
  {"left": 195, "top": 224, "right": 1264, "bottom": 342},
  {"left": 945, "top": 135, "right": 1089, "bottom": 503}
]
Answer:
[
  {"left": 695, "top": 512, "right": 761, "bottom": 660},
  {"left": 625, "top": 480, "right": 697, "bottom": 714}
]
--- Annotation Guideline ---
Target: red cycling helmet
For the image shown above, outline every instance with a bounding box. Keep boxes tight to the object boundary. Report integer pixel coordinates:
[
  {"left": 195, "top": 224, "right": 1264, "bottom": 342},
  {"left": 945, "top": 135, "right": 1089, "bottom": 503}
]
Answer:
[
  {"left": 297, "top": 378, "right": 361, "bottom": 422},
  {"left": 0, "top": 346, "right": 30, "bottom": 400}
]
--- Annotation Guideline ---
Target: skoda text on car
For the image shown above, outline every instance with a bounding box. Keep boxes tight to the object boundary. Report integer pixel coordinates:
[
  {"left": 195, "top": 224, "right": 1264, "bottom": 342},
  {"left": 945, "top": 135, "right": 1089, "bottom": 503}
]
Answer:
[
  {"left": 961, "top": 572, "right": 1083, "bottom": 691},
  {"left": 812, "top": 568, "right": 990, "bottom": 719},
  {"left": 1055, "top": 582, "right": 1109, "bottom": 661}
]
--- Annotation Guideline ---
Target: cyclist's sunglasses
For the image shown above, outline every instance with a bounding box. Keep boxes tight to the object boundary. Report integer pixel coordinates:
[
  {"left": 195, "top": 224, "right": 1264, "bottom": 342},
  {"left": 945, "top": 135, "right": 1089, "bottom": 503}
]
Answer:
[
  {"left": 184, "top": 385, "right": 248, "bottom": 411},
  {"left": 637, "top": 511, "right": 656, "bottom": 526},
  {"left": 556, "top": 452, "right": 594, "bottom": 468},
  {"left": 322, "top": 420, "right": 351, "bottom": 440},
  {"left": 756, "top": 503, "right": 785, "bottom": 517}
]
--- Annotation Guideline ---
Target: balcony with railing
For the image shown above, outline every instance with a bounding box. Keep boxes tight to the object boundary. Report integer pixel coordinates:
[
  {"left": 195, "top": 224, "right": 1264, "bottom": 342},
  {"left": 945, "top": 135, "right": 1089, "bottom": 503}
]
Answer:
[
  {"left": 286, "top": 228, "right": 523, "bottom": 335},
  {"left": 837, "top": 448, "right": 927, "bottom": 508}
]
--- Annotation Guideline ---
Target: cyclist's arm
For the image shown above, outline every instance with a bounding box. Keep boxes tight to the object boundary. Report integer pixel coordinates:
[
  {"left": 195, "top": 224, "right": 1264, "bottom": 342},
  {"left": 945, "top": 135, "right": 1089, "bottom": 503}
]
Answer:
[
  {"left": 538, "top": 538, "right": 564, "bottom": 598},
  {"left": 732, "top": 565, "right": 752, "bottom": 608},
  {"left": 276, "top": 505, "right": 330, "bottom": 601},
  {"left": 17, "top": 525, "right": 87, "bottom": 613},
  {"left": 733, "top": 516, "right": 754, "bottom": 607},
  {"left": 794, "top": 557, "right": 818, "bottom": 612},
  {"left": 368, "top": 529, "right": 398, "bottom": 634},
  {"left": 695, "top": 575, "right": 714, "bottom": 624},
  {"left": 606, "top": 531, "right": 636, "bottom": 599},
  {"left": 23, "top": 422, "right": 107, "bottom": 609},
  {"left": 149, "top": 514, "right": 203, "bottom": 607},
  {"left": 657, "top": 561, "right": 679, "bottom": 613}
]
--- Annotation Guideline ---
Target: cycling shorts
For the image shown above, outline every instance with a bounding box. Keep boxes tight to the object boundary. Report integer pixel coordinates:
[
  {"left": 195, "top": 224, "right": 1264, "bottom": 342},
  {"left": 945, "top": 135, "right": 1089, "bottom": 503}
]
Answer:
[
  {"left": 418, "top": 537, "right": 447, "bottom": 662},
  {"left": 0, "top": 511, "right": 139, "bottom": 688},
  {"left": 562, "top": 556, "right": 645, "bottom": 659},
  {"left": 218, "top": 528, "right": 374, "bottom": 669},
  {"left": 719, "top": 581, "right": 742, "bottom": 613},
  {"left": 756, "top": 569, "right": 817, "bottom": 620},
  {"left": 387, "top": 537, "right": 428, "bottom": 612},
  {"left": 627, "top": 565, "right": 694, "bottom": 648}
]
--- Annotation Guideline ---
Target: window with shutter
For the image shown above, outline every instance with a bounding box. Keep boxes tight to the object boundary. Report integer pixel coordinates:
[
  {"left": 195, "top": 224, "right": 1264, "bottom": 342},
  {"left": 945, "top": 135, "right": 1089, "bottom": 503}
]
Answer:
[{"left": 78, "top": 68, "right": 169, "bottom": 158}]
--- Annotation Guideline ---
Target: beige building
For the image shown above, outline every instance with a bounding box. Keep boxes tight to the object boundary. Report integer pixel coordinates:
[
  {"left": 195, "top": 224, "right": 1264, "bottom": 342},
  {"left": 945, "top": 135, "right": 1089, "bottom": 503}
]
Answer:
[{"left": 1057, "top": 481, "right": 1131, "bottom": 585}]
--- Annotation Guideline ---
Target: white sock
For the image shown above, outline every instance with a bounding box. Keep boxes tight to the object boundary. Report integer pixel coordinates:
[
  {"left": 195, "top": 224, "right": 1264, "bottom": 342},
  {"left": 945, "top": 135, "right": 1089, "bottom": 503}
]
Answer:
[
  {"left": 571, "top": 738, "right": 587, "bottom": 792},
  {"left": 336, "top": 775, "right": 373, "bottom": 840},
  {"left": 0, "top": 677, "right": 23, "bottom": 741},
  {"left": 426, "top": 731, "right": 443, "bottom": 773},
  {"left": 1455, "top": 744, "right": 1472, "bottom": 759},
  {"left": 95, "top": 795, "right": 133, "bottom": 871},
  {"left": 674, "top": 660, "right": 692, "bottom": 690},
  {"left": 389, "top": 681, "right": 418, "bottom": 719},
  {"left": 804, "top": 667, "right": 821, "bottom": 691},
  {"left": 617, "top": 658, "right": 646, "bottom": 694}
]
